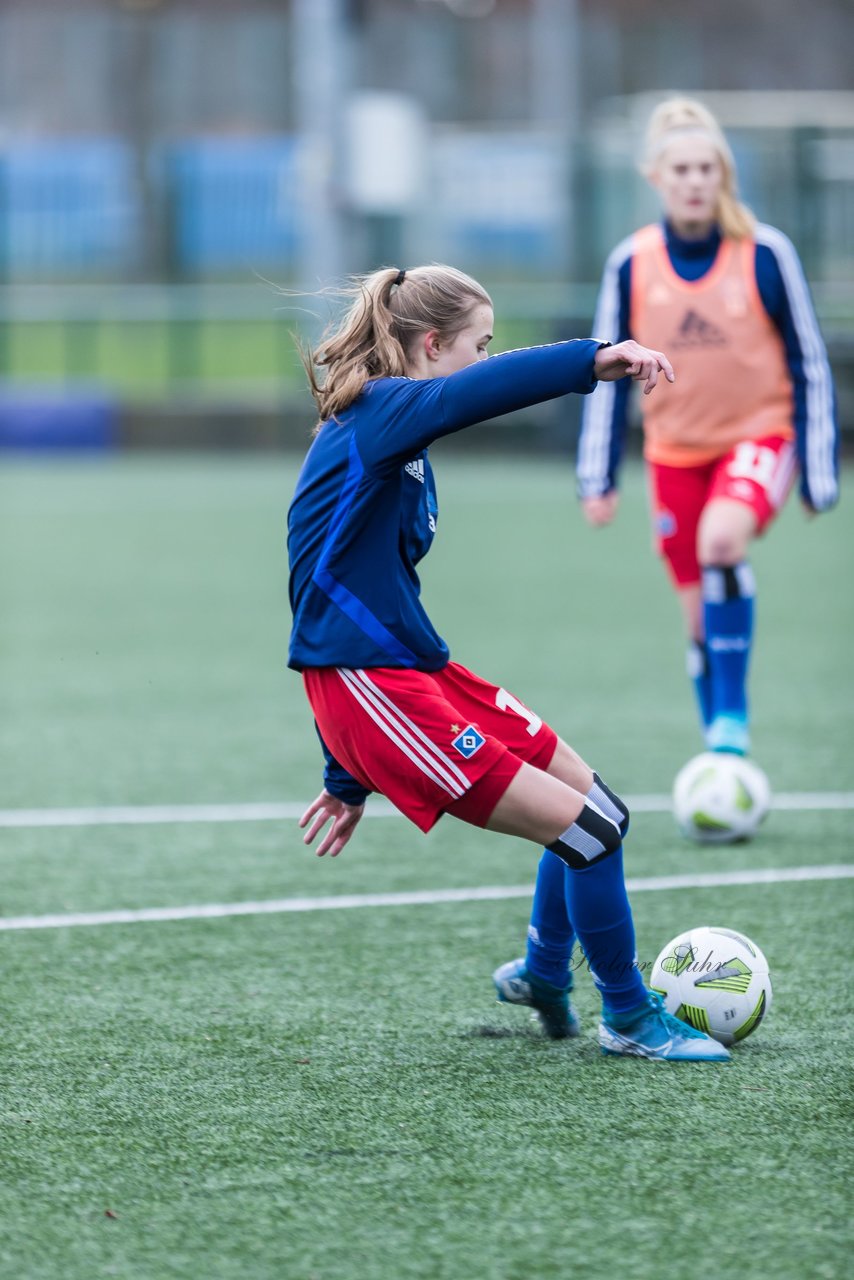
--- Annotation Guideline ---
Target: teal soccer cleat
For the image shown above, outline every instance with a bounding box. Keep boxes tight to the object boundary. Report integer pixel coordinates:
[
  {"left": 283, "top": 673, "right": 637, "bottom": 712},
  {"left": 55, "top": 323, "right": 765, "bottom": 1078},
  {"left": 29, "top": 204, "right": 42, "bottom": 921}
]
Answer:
[
  {"left": 492, "top": 957, "right": 580, "bottom": 1039},
  {"left": 705, "top": 714, "right": 750, "bottom": 757},
  {"left": 598, "top": 992, "right": 731, "bottom": 1062}
]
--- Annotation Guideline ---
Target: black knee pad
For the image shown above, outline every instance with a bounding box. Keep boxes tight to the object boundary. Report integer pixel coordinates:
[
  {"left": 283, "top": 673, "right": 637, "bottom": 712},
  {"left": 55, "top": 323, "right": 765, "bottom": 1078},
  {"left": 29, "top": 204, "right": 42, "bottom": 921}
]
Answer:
[
  {"left": 547, "top": 802, "right": 623, "bottom": 870},
  {"left": 702, "top": 562, "right": 755, "bottom": 602},
  {"left": 591, "top": 772, "right": 630, "bottom": 839}
]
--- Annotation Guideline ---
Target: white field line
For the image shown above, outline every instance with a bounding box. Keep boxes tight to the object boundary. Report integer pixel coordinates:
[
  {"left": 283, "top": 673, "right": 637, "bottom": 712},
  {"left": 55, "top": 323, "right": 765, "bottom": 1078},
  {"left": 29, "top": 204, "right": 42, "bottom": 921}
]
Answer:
[
  {"left": 0, "top": 801, "right": 369, "bottom": 829},
  {"left": 0, "top": 864, "right": 851, "bottom": 933},
  {"left": 1, "top": 791, "right": 853, "bottom": 829}
]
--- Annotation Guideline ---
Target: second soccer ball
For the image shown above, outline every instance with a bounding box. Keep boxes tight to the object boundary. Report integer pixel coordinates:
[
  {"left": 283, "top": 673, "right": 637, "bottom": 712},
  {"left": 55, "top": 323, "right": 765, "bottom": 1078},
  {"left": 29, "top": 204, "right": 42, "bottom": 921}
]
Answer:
[{"left": 672, "top": 751, "right": 771, "bottom": 844}]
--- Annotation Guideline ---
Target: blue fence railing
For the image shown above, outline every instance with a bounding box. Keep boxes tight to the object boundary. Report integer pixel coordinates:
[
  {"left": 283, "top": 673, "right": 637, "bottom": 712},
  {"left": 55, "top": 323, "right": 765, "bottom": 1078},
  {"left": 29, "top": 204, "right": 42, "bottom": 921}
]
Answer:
[
  {"left": 168, "top": 137, "right": 302, "bottom": 273},
  {"left": 0, "top": 139, "right": 139, "bottom": 276},
  {"left": 0, "top": 130, "right": 852, "bottom": 282},
  {"left": 0, "top": 133, "right": 570, "bottom": 279}
]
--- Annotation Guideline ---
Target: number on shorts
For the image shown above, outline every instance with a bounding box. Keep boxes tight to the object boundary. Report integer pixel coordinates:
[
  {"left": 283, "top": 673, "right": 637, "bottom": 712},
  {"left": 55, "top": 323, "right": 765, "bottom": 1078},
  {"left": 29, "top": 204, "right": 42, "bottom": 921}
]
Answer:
[
  {"left": 495, "top": 688, "right": 542, "bottom": 736},
  {"left": 727, "top": 442, "right": 777, "bottom": 491}
]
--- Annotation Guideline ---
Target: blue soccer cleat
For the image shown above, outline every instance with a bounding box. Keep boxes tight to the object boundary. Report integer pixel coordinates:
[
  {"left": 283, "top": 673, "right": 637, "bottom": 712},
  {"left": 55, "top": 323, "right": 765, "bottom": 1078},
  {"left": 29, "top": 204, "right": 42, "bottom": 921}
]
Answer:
[
  {"left": 705, "top": 714, "right": 750, "bottom": 757},
  {"left": 598, "top": 992, "right": 731, "bottom": 1062},
  {"left": 492, "top": 957, "right": 580, "bottom": 1039}
]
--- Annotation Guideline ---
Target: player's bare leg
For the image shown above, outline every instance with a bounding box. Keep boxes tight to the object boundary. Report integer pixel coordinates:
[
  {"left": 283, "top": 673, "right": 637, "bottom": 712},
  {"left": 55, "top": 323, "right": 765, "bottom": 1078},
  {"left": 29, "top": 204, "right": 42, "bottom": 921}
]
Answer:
[
  {"left": 697, "top": 497, "right": 757, "bottom": 566},
  {"left": 484, "top": 759, "right": 585, "bottom": 843},
  {"left": 542, "top": 736, "right": 594, "bottom": 793}
]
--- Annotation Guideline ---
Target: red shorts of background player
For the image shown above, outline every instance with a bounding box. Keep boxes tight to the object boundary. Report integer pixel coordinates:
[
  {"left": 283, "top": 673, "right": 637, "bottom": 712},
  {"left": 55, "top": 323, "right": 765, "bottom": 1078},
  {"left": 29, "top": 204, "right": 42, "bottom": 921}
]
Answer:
[
  {"left": 302, "top": 660, "right": 559, "bottom": 833},
  {"left": 648, "top": 435, "right": 797, "bottom": 587}
]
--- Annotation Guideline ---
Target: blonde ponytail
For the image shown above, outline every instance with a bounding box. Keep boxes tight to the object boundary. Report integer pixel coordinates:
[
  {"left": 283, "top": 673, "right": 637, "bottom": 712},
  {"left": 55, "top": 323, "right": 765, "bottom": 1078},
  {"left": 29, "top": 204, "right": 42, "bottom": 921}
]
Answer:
[
  {"left": 303, "top": 264, "right": 491, "bottom": 425},
  {"left": 642, "top": 96, "right": 756, "bottom": 240}
]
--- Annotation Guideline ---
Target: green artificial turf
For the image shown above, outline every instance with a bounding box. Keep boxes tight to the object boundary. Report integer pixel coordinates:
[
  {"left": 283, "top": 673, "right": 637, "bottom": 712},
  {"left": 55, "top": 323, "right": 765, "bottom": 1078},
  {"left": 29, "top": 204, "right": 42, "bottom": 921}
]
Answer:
[{"left": 0, "top": 452, "right": 851, "bottom": 1279}]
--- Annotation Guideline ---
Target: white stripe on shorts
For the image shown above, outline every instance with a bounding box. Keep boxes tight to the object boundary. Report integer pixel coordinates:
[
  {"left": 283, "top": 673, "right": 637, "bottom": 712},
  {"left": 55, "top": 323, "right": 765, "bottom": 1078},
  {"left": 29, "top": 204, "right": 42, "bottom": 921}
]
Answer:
[
  {"left": 769, "top": 441, "right": 797, "bottom": 510},
  {"left": 351, "top": 669, "right": 472, "bottom": 790},
  {"left": 336, "top": 668, "right": 467, "bottom": 800}
]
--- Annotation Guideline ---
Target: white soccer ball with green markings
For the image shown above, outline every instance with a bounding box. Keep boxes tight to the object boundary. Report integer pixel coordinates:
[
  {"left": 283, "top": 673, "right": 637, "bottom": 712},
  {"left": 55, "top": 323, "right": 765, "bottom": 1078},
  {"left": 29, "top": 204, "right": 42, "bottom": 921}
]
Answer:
[
  {"left": 650, "top": 925, "right": 772, "bottom": 1046},
  {"left": 672, "top": 751, "right": 771, "bottom": 844}
]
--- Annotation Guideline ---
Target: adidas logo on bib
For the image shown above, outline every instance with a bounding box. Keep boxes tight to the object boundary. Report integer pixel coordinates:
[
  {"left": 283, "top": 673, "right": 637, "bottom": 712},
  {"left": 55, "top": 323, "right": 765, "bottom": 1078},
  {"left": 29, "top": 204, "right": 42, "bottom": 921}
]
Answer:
[{"left": 671, "top": 309, "right": 727, "bottom": 348}]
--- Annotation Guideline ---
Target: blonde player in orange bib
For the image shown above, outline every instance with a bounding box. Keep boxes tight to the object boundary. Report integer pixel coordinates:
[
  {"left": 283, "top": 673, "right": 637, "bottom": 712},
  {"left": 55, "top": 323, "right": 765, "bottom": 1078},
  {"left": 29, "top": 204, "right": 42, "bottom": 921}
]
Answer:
[
  {"left": 576, "top": 96, "right": 838, "bottom": 758},
  {"left": 492, "top": 97, "right": 838, "bottom": 1036}
]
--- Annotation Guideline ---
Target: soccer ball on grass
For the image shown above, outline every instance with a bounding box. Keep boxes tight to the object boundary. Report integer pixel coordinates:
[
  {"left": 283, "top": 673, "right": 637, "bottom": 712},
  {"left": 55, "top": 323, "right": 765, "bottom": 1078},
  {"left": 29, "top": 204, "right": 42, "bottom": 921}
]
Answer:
[
  {"left": 672, "top": 751, "right": 770, "bottom": 844},
  {"left": 650, "top": 925, "right": 772, "bottom": 1046}
]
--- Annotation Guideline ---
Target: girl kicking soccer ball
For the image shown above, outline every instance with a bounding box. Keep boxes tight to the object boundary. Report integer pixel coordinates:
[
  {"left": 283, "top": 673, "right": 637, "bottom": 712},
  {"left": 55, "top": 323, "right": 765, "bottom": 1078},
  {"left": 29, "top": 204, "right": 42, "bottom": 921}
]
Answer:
[{"left": 287, "top": 262, "right": 728, "bottom": 1062}]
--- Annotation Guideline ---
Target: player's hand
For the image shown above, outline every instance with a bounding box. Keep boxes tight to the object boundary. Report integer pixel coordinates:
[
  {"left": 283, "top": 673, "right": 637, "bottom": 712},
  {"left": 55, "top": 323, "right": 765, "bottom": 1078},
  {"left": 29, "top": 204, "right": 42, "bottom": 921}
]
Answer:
[
  {"left": 594, "top": 341, "right": 675, "bottom": 395},
  {"left": 299, "top": 790, "right": 365, "bottom": 857},
  {"left": 582, "top": 492, "right": 619, "bottom": 527}
]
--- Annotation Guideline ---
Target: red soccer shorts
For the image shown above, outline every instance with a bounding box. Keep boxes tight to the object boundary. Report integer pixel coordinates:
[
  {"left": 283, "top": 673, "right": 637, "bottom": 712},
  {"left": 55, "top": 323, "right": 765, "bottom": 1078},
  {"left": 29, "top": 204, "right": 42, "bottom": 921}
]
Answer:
[
  {"left": 648, "top": 435, "right": 797, "bottom": 587},
  {"left": 302, "top": 660, "right": 559, "bottom": 832}
]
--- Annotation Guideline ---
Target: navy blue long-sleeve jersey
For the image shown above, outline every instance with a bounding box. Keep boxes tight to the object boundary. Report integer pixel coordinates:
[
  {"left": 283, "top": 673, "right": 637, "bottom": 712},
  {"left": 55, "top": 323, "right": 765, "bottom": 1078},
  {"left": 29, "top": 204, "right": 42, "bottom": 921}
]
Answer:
[
  {"left": 288, "top": 339, "right": 602, "bottom": 676},
  {"left": 577, "top": 221, "right": 839, "bottom": 511}
]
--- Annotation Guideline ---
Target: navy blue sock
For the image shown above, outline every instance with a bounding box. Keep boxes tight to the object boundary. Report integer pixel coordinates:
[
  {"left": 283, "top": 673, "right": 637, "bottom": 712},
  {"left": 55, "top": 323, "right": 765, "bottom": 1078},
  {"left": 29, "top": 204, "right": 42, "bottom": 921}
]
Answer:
[
  {"left": 562, "top": 846, "right": 647, "bottom": 1016},
  {"left": 523, "top": 774, "right": 631, "bottom": 987},
  {"left": 687, "top": 638, "right": 713, "bottom": 731},
  {"left": 525, "top": 849, "right": 575, "bottom": 988},
  {"left": 702, "top": 563, "right": 755, "bottom": 722}
]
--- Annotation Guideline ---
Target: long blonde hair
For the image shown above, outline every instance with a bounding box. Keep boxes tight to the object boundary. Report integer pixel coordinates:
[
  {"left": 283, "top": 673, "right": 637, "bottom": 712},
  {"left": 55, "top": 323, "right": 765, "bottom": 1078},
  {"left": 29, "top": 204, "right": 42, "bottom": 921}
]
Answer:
[
  {"left": 642, "top": 96, "right": 755, "bottom": 240},
  {"left": 303, "top": 264, "right": 492, "bottom": 424}
]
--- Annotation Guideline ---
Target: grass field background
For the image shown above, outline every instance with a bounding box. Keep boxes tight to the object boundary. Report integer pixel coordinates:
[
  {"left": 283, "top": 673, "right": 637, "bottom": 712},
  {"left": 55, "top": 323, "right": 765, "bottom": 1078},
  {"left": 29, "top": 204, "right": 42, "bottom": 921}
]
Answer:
[
  {"left": 0, "top": 316, "right": 549, "bottom": 398},
  {"left": 1, "top": 451, "right": 852, "bottom": 1279}
]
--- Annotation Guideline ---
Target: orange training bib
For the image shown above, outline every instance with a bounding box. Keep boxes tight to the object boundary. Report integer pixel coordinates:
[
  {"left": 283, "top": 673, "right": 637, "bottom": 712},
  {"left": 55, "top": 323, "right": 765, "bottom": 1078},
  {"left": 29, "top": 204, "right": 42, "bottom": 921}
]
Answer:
[{"left": 630, "top": 224, "right": 794, "bottom": 466}]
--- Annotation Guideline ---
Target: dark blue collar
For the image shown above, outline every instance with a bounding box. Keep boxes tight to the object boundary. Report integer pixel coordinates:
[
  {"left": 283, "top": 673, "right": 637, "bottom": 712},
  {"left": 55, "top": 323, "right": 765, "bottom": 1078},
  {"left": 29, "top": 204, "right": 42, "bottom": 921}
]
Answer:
[{"left": 663, "top": 221, "right": 722, "bottom": 260}]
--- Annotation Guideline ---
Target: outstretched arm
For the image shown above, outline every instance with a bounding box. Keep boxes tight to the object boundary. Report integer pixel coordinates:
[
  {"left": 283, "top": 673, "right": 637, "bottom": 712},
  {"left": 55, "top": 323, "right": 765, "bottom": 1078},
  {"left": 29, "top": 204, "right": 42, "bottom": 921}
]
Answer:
[
  {"left": 359, "top": 338, "right": 608, "bottom": 473},
  {"left": 361, "top": 337, "right": 674, "bottom": 474}
]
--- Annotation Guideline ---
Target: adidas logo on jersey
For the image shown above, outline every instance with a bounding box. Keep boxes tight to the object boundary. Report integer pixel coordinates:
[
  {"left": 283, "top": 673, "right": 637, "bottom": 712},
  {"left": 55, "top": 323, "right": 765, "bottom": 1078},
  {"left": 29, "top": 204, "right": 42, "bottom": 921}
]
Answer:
[
  {"left": 404, "top": 458, "right": 425, "bottom": 483},
  {"left": 671, "top": 309, "right": 728, "bottom": 348}
]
